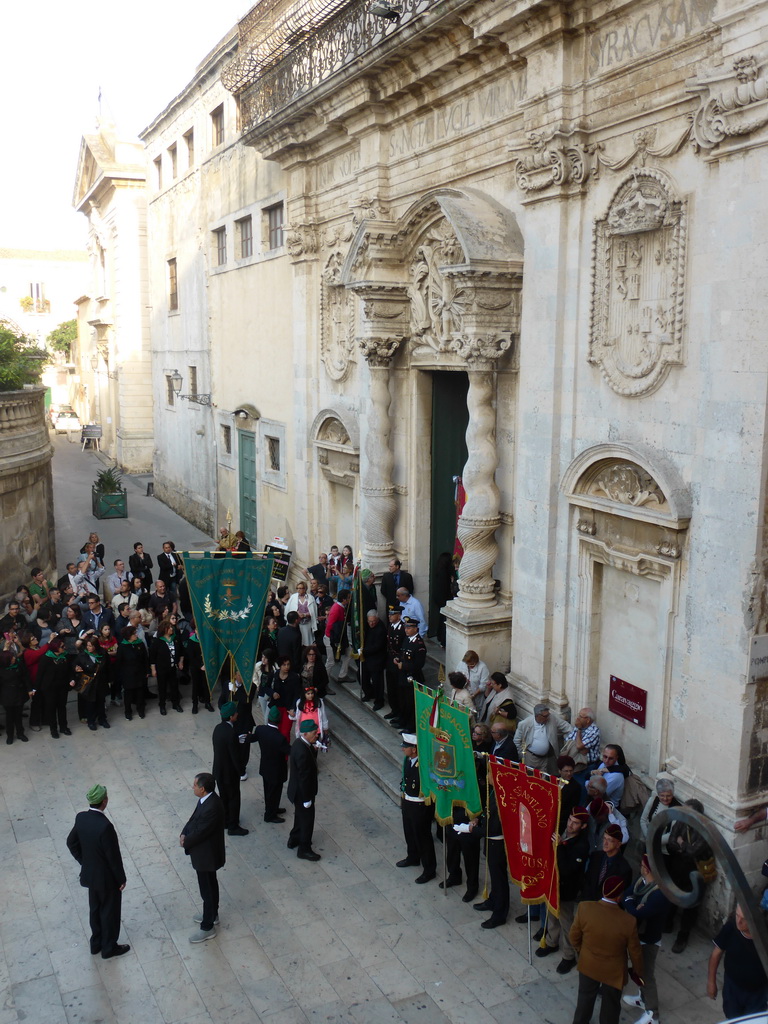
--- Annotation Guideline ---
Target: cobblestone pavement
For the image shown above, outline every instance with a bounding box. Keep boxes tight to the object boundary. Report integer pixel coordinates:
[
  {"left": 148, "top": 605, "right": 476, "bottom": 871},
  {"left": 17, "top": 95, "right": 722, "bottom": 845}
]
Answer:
[{"left": 0, "top": 437, "right": 726, "bottom": 1024}]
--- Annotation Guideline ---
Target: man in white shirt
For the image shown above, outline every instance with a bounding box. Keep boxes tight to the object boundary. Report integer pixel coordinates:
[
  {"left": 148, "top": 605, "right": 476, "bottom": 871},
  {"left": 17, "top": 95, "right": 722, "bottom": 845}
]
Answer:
[
  {"left": 514, "top": 703, "right": 572, "bottom": 774},
  {"left": 396, "top": 587, "right": 428, "bottom": 637},
  {"left": 106, "top": 559, "right": 132, "bottom": 598}
]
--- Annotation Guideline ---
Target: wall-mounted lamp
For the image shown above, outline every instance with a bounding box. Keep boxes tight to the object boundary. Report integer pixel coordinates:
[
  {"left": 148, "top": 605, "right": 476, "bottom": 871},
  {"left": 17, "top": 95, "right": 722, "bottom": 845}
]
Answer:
[
  {"left": 233, "top": 404, "right": 261, "bottom": 421},
  {"left": 369, "top": 0, "right": 402, "bottom": 20},
  {"left": 170, "top": 369, "right": 212, "bottom": 406},
  {"left": 90, "top": 352, "right": 117, "bottom": 379}
]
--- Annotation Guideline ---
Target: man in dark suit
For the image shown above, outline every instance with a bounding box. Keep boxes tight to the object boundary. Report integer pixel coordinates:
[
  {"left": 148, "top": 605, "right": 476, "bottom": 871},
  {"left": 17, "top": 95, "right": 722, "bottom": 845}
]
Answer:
[
  {"left": 380, "top": 558, "right": 414, "bottom": 609},
  {"left": 394, "top": 616, "right": 426, "bottom": 732},
  {"left": 287, "top": 719, "right": 320, "bottom": 860},
  {"left": 66, "top": 784, "right": 129, "bottom": 959},
  {"left": 361, "top": 610, "right": 388, "bottom": 710},
  {"left": 157, "top": 541, "right": 183, "bottom": 599},
  {"left": 212, "top": 702, "right": 248, "bottom": 836},
  {"left": 180, "top": 772, "right": 226, "bottom": 944},
  {"left": 252, "top": 706, "right": 291, "bottom": 822},
  {"left": 490, "top": 723, "right": 519, "bottom": 762},
  {"left": 277, "top": 612, "right": 302, "bottom": 668},
  {"left": 81, "top": 593, "right": 116, "bottom": 634},
  {"left": 583, "top": 823, "right": 633, "bottom": 900},
  {"left": 385, "top": 606, "right": 405, "bottom": 726}
]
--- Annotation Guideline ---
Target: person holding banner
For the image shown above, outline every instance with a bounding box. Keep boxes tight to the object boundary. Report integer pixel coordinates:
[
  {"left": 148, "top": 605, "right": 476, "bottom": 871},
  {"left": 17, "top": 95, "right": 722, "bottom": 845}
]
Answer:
[
  {"left": 473, "top": 783, "right": 510, "bottom": 929},
  {"left": 397, "top": 733, "right": 436, "bottom": 884},
  {"left": 536, "top": 806, "right": 590, "bottom": 972},
  {"left": 570, "top": 875, "right": 644, "bottom": 1024}
]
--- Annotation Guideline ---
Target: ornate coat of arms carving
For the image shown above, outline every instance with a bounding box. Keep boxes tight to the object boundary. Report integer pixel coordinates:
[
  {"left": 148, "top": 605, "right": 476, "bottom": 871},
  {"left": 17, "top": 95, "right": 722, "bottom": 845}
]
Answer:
[
  {"left": 589, "top": 170, "right": 687, "bottom": 397},
  {"left": 408, "top": 218, "right": 467, "bottom": 354}
]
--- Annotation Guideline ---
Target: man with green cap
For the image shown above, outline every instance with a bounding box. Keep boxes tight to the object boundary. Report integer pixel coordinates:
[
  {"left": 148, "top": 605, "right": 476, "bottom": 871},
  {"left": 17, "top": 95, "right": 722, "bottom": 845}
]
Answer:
[
  {"left": 287, "top": 719, "right": 321, "bottom": 859},
  {"left": 251, "top": 705, "right": 291, "bottom": 823},
  {"left": 212, "top": 701, "right": 248, "bottom": 836},
  {"left": 66, "top": 785, "right": 129, "bottom": 959}
]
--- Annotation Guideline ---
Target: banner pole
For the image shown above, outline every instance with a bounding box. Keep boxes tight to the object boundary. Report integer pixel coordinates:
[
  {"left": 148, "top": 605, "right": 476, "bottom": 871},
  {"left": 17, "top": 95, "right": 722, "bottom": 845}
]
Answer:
[
  {"left": 442, "top": 825, "right": 447, "bottom": 897},
  {"left": 482, "top": 757, "right": 490, "bottom": 899},
  {"left": 527, "top": 908, "right": 532, "bottom": 965}
]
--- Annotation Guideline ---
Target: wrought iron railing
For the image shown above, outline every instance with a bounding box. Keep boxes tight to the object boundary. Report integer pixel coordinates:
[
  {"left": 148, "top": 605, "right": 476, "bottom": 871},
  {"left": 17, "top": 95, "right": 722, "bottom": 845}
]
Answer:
[{"left": 225, "top": 0, "right": 434, "bottom": 132}]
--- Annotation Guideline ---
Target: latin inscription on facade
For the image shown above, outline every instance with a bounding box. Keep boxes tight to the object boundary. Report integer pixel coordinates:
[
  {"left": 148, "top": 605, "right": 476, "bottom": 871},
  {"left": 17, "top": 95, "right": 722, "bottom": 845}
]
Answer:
[
  {"left": 588, "top": 0, "right": 715, "bottom": 76},
  {"left": 389, "top": 73, "right": 526, "bottom": 160},
  {"left": 317, "top": 149, "right": 361, "bottom": 190}
]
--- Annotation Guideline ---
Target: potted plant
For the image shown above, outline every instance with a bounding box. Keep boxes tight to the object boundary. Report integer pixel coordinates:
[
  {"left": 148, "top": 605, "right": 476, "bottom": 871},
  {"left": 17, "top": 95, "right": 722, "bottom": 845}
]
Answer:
[{"left": 92, "top": 467, "right": 128, "bottom": 519}]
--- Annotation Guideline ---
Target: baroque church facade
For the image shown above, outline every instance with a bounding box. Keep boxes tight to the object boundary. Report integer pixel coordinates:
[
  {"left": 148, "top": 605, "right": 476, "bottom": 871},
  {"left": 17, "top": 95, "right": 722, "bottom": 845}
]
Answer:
[{"left": 139, "top": 0, "right": 768, "bottom": 887}]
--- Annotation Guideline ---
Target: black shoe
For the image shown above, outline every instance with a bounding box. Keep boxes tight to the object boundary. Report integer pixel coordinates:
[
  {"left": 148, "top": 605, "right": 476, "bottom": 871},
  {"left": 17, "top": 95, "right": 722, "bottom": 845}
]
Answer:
[
  {"left": 360, "top": 696, "right": 372, "bottom": 703},
  {"left": 481, "top": 918, "right": 505, "bottom": 929},
  {"left": 535, "top": 945, "right": 559, "bottom": 958},
  {"left": 192, "top": 705, "right": 199, "bottom": 715},
  {"left": 160, "top": 707, "right": 167, "bottom": 716},
  {"left": 50, "top": 731, "right": 60, "bottom": 738},
  {"left": 100, "top": 720, "right": 110, "bottom": 729},
  {"left": 264, "top": 817, "right": 285, "bottom": 824},
  {"left": 514, "top": 912, "right": 530, "bottom": 923},
  {"left": 556, "top": 959, "right": 576, "bottom": 975},
  {"left": 102, "top": 944, "right": 130, "bottom": 959},
  {"left": 125, "top": 714, "right": 132, "bottom": 721},
  {"left": 90, "top": 946, "right": 101, "bottom": 955},
  {"left": 389, "top": 719, "right": 403, "bottom": 729},
  {"left": 672, "top": 931, "right": 689, "bottom": 954},
  {"left": 439, "top": 877, "right": 462, "bottom": 890},
  {"left": 228, "top": 826, "right": 249, "bottom": 837},
  {"left": 396, "top": 858, "right": 419, "bottom": 868},
  {"left": 5, "top": 736, "right": 12, "bottom": 745},
  {"left": 287, "top": 839, "right": 299, "bottom": 849},
  {"left": 88, "top": 723, "right": 98, "bottom": 731},
  {"left": 297, "top": 849, "right": 321, "bottom": 861},
  {"left": 384, "top": 712, "right": 397, "bottom": 719},
  {"left": 415, "top": 872, "right": 436, "bottom": 884},
  {"left": 18, "top": 733, "right": 29, "bottom": 742},
  {"left": 61, "top": 727, "right": 72, "bottom": 736},
  {"left": 205, "top": 703, "right": 214, "bottom": 712},
  {"left": 173, "top": 704, "right": 183, "bottom": 713},
  {"left": 277, "top": 807, "right": 286, "bottom": 814},
  {"left": 473, "top": 901, "right": 492, "bottom": 912},
  {"left": 462, "top": 889, "right": 478, "bottom": 903},
  {"left": 372, "top": 703, "right": 385, "bottom": 711},
  {"left": 138, "top": 712, "right": 145, "bottom": 719},
  {"left": 532, "top": 927, "right": 545, "bottom": 942}
]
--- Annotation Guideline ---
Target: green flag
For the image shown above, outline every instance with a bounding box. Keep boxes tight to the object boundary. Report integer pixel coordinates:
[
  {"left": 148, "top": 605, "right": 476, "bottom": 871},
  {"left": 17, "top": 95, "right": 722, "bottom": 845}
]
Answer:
[
  {"left": 414, "top": 682, "right": 482, "bottom": 825},
  {"left": 181, "top": 551, "right": 274, "bottom": 694}
]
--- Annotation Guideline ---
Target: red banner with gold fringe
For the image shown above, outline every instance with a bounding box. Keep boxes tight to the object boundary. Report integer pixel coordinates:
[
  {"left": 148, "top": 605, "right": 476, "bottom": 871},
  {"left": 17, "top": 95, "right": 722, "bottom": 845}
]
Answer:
[{"left": 489, "top": 756, "right": 561, "bottom": 914}]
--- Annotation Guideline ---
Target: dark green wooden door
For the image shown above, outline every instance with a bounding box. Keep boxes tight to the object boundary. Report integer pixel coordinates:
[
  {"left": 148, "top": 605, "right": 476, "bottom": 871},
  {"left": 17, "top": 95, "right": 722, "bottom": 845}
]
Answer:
[
  {"left": 238, "top": 430, "right": 258, "bottom": 544},
  {"left": 429, "top": 372, "right": 469, "bottom": 635}
]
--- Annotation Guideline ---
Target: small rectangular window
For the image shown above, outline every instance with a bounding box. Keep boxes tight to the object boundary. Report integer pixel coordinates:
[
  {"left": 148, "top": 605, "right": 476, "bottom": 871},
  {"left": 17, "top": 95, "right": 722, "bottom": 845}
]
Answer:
[
  {"left": 166, "top": 375, "right": 175, "bottom": 406},
  {"left": 266, "top": 204, "right": 284, "bottom": 250},
  {"left": 222, "top": 424, "right": 232, "bottom": 454},
  {"left": 211, "top": 104, "right": 224, "bottom": 147},
  {"left": 213, "top": 227, "right": 227, "bottom": 267},
  {"left": 168, "top": 258, "right": 178, "bottom": 311},
  {"left": 184, "top": 128, "right": 194, "bottom": 167},
  {"left": 266, "top": 435, "right": 281, "bottom": 471},
  {"left": 168, "top": 144, "right": 177, "bottom": 179},
  {"left": 188, "top": 366, "right": 198, "bottom": 398},
  {"left": 237, "top": 216, "right": 253, "bottom": 259},
  {"left": 154, "top": 156, "right": 162, "bottom": 189}
]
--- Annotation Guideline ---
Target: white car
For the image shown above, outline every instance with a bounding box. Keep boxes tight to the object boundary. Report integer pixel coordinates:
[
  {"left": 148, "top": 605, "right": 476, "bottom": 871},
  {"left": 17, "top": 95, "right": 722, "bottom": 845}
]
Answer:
[{"left": 53, "top": 407, "right": 81, "bottom": 433}]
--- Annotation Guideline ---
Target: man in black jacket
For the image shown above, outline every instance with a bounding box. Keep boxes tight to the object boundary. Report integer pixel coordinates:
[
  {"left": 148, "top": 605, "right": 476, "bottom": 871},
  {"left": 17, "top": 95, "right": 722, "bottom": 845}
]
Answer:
[
  {"left": 380, "top": 559, "right": 415, "bottom": 609},
  {"left": 361, "top": 610, "right": 388, "bottom": 710},
  {"left": 394, "top": 616, "right": 426, "bottom": 732},
  {"left": 66, "top": 784, "right": 129, "bottom": 959},
  {"left": 287, "top": 719, "right": 320, "bottom": 860},
  {"left": 252, "top": 706, "right": 291, "bottom": 822},
  {"left": 536, "top": 806, "right": 590, "bottom": 972},
  {"left": 277, "top": 612, "right": 302, "bottom": 668},
  {"left": 212, "top": 702, "right": 248, "bottom": 836},
  {"left": 180, "top": 773, "right": 226, "bottom": 944},
  {"left": 583, "top": 823, "right": 633, "bottom": 901}
]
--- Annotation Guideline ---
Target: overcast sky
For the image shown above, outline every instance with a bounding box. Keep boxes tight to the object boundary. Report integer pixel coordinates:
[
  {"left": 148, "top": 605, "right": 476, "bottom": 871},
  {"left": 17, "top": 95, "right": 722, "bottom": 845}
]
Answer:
[{"left": 1, "top": 1, "right": 249, "bottom": 252}]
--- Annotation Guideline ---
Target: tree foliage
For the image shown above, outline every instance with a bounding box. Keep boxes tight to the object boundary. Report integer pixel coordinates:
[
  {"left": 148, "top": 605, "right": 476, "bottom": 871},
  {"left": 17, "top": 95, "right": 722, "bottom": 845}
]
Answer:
[
  {"left": 47, "top": 319, "right": 78, "bottom": 356},
  {"left": 0, "top": 325, "right": 48, "bottom": 391}
]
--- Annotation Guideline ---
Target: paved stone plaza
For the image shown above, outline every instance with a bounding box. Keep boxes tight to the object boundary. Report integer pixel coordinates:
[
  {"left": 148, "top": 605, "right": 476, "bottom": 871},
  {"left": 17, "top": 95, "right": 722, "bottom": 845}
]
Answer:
[{"left": 0, "top": 439, "right": 726, "bottom": 1024}]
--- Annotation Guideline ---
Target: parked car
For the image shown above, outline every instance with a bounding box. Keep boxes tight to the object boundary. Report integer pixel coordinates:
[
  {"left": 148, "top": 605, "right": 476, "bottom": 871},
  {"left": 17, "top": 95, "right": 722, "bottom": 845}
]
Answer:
[{"left": 53, "top": 406, "right": 80, "bottom": 432}]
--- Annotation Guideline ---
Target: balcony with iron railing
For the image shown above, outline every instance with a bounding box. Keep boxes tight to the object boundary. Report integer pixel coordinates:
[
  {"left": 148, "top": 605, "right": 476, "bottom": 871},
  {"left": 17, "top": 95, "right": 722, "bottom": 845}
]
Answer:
[{"left": 223, "top": 0, "right": 434, "bottom": 134}]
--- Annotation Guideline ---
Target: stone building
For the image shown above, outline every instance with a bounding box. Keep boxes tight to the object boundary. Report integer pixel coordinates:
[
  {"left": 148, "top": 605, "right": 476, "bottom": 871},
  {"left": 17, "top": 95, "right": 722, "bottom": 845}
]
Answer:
[
  {"left": 72, "top": 121, "right": 154, "bottom": 472},
  {"left": 142, "top": 0, "right": 768, "bottom": 888}
]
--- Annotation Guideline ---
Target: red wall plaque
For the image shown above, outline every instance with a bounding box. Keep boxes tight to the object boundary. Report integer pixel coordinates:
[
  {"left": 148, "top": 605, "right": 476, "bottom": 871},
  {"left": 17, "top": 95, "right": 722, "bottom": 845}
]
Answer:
[{"left": 608, "top": 675, "right": 647, "bottom": 728}]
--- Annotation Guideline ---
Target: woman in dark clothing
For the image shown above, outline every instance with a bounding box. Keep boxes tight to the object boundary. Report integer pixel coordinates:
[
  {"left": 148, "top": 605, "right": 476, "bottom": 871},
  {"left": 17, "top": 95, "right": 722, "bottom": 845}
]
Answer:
[
  {"left": 233, "top": 531, "right": 251, "bottom": 554},
  {"left": 133, "top": 576, "right": 151, "bottom": 611},
  {"left": 129, "top": 542, "right": 153, "bottom": 588},
  {"left": 0, "top": 641, "right": 32, "bottom": 743},
  {"left": 19, "top": 631, "right": 49, "bottom": 730},
  {"left": 74, "top": 637, "right": 110, "bottom": 730},
  {"left": 37, "top": 636, "right": 76, "bottom": 737},
  {"left": 184, "top": 630, "right": 214, "bottom": 714},
  {"left": 116, "top": 625, "right": 149, "bottom": 721},
  {"left": 259, "top": 615, "right": 279, "bottom": 657},
  {"left": 432, "top": 551, "right": 457, "bottom": 646},
  {"left": 299, "top": 645, "right": 329, "bottom": 699},
  {"left": 149, "top": 619, "right": 184, "bottom": 715},
  {"left": 269, "top": 655, "right": 301, "bottom": 743}
]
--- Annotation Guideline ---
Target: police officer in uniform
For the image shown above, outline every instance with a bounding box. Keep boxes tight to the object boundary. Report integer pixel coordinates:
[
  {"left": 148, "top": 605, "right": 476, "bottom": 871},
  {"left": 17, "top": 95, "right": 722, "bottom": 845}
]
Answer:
[
  {"left": 394, "top": 616, "right": 426, "bottom": 732},
  {"left": 396, "top": 733, "right": 436, "bottom": 884},
  {"left": 385, "top": 606, "right": 405, "bottom": 728}
]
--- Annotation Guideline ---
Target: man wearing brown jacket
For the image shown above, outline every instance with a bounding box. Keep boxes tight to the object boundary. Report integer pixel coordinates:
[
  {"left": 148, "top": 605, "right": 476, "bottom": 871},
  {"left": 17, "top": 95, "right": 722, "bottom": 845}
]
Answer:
[{"left": 570, "top": 875, "right": 644, "bottom": 1024}]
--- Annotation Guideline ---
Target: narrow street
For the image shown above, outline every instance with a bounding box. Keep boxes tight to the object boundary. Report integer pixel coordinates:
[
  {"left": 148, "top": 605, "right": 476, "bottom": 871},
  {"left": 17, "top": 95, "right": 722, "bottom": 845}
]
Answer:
[{"left": 0, "top": 439, "right": 723, "bottom": 1024}]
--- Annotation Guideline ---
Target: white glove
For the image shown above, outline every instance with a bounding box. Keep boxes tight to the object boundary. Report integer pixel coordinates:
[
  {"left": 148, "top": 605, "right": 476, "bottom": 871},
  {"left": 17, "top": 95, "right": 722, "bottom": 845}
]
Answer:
[
  {"left": 238, "top": 733, "right": 247, "bottom": 744},
  {"left": 303, "top": 801, "right": 312, "bottom": 808},
  {"left": 452, "top": 823, "right": 471, "bottom": 834},
  {"left": 229, "top": 681, "right": 236, "bottom": 692},
  {"left": 358, "top": 648, "right": 363, "bottom": 655}
]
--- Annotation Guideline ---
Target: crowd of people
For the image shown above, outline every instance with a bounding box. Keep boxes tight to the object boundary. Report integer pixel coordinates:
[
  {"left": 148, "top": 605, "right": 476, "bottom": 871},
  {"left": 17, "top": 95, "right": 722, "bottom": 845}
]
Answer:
[{"left": 4, "top": 538, "right": 767, "bottom": 1020}]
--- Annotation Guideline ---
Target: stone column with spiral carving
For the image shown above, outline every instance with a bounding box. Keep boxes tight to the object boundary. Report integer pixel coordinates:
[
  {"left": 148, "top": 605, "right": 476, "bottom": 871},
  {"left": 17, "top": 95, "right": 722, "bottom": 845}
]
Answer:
[{"left": 455, "top": 364, "right": 502, "bottom": 607}]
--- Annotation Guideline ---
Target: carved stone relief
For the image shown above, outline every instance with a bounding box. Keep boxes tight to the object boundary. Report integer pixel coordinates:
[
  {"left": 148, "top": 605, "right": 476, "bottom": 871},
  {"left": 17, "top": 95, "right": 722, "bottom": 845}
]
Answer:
[
  {"left": 320, "top": 222, "right": 357, "bottom": 381},
  {"left": 314, "top": 415, "right": 358, "bottom": 489},
  {"left": 589, "top": 170, "right": 687, "bottom": 397},
  {"left": 510, "top": 127, "right": 593, "bottom": 194},
  {"left": 688, "top": 54, "right": 768, "bottom": 151},
  {"left": 587, "top": 463, "right": 667, "bottom": 511},
  {"left": 408, "top": 217, "right": 468, "bottom": 355}
]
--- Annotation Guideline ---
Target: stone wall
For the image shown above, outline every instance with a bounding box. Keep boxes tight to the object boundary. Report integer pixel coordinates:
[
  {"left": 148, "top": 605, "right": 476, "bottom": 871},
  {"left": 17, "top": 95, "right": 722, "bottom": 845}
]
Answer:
[{"left": 0, "top": 388, "right": 55, "bottom": 599}]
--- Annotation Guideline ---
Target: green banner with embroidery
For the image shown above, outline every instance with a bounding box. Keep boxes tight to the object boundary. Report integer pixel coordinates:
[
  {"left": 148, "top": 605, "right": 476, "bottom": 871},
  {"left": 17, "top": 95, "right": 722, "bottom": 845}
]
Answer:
[
  {"left": 181, "top": 552, "right": 274, "bottom": 694},
  {"left": 414, "top": 682, "right": 482, "bottom": 825}
]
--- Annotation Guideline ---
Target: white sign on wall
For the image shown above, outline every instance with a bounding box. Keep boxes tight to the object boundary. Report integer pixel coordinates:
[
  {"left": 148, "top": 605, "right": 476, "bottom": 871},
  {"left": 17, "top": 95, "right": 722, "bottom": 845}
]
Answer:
[{"left": 749, "top": 634, "right": 768, "bottom": 684}]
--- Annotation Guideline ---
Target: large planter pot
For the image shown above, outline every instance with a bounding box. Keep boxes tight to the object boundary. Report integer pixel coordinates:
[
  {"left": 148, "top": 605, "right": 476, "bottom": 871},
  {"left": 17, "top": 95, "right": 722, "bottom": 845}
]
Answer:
[{"left": 92, "top": 487, "right": 128, "bottom": 519}]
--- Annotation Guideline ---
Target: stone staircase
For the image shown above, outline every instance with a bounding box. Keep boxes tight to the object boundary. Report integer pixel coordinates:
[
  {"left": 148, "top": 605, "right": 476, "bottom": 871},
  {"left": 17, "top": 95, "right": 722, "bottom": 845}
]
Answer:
[{"left": 324, "top": 639, "right": 445, "bottom": 805}]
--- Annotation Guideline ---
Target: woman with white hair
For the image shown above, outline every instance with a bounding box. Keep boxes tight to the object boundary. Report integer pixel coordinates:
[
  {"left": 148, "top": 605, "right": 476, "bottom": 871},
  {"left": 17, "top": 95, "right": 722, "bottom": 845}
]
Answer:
[{"left": 640, "top": 778, "right": 680, "bottom": 843}]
